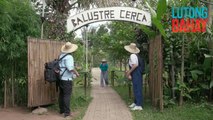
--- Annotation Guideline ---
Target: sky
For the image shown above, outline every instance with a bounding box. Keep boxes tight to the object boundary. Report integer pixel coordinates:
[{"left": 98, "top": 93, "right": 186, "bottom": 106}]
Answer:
[
  {"left": 67, "top": 2, "right": 112, "bottom": 38},
  {"left": 67, "top": 2, "right": 109, "bottom": 38},
  {"left": 74, "top": 21, "right": 108, "bottom": 38}
]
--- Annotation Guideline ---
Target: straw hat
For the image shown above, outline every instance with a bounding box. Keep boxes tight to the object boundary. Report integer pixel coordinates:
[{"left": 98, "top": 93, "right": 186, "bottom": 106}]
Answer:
[
  {"left": 61, "top": 42, "right": 78, "bottom": 53},
  {"left": 101, "top": 59, "right": 107, "bottom": 62},
  {"left": 124, "top": 43, "right": 140, "bottom": 54}
]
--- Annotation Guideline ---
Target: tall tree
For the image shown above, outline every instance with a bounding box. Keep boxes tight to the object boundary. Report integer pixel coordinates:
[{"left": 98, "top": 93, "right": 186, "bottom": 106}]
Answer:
[
  {"left": 31, "top": 0, "right": 124, "bottom": 40},
  {"left": 0, "top": 0, "right": 41, "bottom": 106}
]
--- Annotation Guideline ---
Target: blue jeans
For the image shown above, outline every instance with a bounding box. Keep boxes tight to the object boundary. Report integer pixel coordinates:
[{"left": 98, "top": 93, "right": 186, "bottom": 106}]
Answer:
[
  {"left": 131, "top": 67, "right": 143, "bottom": 106},
  {"left": 100, "top": 71, "right": 108, "bottom": 86}
]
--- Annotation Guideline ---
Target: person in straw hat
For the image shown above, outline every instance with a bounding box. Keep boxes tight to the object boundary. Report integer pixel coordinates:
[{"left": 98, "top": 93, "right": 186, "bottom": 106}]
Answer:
[
  {"left": 99, "top": 58, "right": 109, "bottom": 87},
  {"left": 124, "top": 43, "right": 143, "bottom": 111},
  {"left": 58, "top": 42, "right": 79, "bottom": 118}
]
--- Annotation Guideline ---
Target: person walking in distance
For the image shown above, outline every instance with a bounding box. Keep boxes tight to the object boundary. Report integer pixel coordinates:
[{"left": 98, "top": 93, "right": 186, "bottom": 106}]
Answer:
[
  {"left": 124, "top": 43, "right": 143, "bottom": 111},
  {"left": 99, "top": 59, "right": 109, "bottom": 87},
  {"left": 58, "top": 42, "right": 79, "bottom": 118}
]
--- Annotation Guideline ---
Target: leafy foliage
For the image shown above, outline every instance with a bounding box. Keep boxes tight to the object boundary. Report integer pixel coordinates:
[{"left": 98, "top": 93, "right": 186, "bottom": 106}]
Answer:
[
  {"left": 0, "top": 0, "right": 41, "bottom": 105},
  {"left": 31, "top": 0, "right": 75, "bottom": 40},
  {"left": 161, "top": 1, "right": 213, "bottom": 103}
]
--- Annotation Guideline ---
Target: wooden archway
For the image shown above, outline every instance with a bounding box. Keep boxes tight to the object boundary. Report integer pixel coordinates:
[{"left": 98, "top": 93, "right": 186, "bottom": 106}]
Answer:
[{"left": 67, "top": 7, "right": 151, "bottom": 32}]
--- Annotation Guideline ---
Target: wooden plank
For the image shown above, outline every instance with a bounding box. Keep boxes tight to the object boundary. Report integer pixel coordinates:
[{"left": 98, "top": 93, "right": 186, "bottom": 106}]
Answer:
[
  {"left": 27, "top": 38, "right": 31, "bottom": 107},
  {"left": 44, "top": 41, "right": 50, "bottom": 104},
  {"left": 149, "top": 39, "right": 154, "bottom": 106},
  {"left": 28, "top": 38, "right": 66, "bottom": 107},
  {"left": 31, "top": 39, "right": 35, "bottom": 107},
  {"left": 45, "top": 40, "right": 54, "bottom": 104},
  {"left": 44, "top": 40, "right": 50, "bottom": 105},
  {"left": 153, "top": 38, "right": 157, "bottom": 107},
  {"left": 33, "top": 39, "right": 41, "bottom": 105},
  {"left": 39, "top": 40, "right": 45, "bottom": 104},
  {"left": 50, "top": 41, "right": 55, "bottom": 102},
  {"left": 44, "top": 40, "right": 49, "bottom": 104},
  {"left": 30, "top": 39, "right": 36, "bottom": 107},
  {"left": 148, "top": 35, "right": 164, "bottom": 110},
  {"left": 158, "top": 35, "right": 163, "bottom": 111}
]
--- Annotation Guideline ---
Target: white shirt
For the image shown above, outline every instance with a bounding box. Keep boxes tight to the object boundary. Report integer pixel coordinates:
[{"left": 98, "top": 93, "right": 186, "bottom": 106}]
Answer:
[
  {"left": 128, "top": 54, "right": 138, "bottom": 67},
  {"left": 59, "top": 53, "right": 75, "bottom": 81}
]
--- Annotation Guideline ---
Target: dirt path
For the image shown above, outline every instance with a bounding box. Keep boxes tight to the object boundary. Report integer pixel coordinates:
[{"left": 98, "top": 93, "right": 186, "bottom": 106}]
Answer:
[
  {"left": 82, "top": 68, "right": 132, "bottom": 120},
  {"left": 0, "top": 107, "right": 65, "bottom": 120}
]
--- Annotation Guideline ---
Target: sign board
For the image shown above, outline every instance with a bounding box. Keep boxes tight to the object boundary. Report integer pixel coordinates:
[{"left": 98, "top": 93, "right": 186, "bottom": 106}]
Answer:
[{"left": 67, "top": 7, "right": 152, "bottom": 32}]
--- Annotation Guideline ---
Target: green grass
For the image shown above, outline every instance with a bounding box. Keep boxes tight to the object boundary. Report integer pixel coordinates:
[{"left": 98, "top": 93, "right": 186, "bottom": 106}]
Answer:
[
  {"left": 71, "top": 85, "right": 92, "bottom": 120},
  {"left": 48, "top": 85, "right": 92, "bottom": 120},
  {"left": 113, "top": 86, "right": 213, "bottom": 120}
]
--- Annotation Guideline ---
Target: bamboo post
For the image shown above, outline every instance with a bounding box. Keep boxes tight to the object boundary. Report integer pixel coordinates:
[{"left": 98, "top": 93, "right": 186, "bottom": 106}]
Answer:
[
  {"left": 120, "top": 60, "right": 122, "bottom": 71},
  {"left": 84, "top": 72, "right": 87, "bottom": 96},
  {"left": 85, "top": 26, "right": 88, "bottom": 72},
  {"left": 12, "top": 65, "right": 14, "bottom": 107},
  {"left": 111, "top": 71, "right": 115, "bottom": 87},
  {"left": 171, "top": 45, "right": 176, "bottom": 99},
  {"left": 41, "top": 0, "right": 45, "bottom": 39},
  {"left": 180, "top": 35, "right": 185, "bottom": 106},
  {"left": 12, "top": 78, "right": 14, "bottom": 107},
  {"left": 4, "top": 80, "right": 7, "bottom": 108},
  {"left": 128, "top": 82, "right": 132, "bottom": 99}
]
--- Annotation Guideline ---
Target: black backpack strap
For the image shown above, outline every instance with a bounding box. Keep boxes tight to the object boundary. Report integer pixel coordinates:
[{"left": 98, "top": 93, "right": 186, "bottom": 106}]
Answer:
[
  {"left": 58, "top": 53, "right": 70, "bottom": 78},
  {"left": 58, "top": 53, "right": 69, "bottom": 61},
  {"left": 135, "top": 54, "right": 144, "bottom": 74},
  {"left": 60, "top": 68, "right": 67, "bottom": 77},
  {"left": 135, "top": 54, "right": 141, "bottom": 66}
]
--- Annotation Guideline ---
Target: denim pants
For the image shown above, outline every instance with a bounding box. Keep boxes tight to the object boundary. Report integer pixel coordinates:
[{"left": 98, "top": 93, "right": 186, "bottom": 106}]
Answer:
[
  {"left": 59, "top": 80, "right": 72, "bottom": 116},
  {"left": 100, "top": 71, "right": 108, "bottom": 86},
  {"left": 131, "top": 67, "right": 143, "bottom": 107}
]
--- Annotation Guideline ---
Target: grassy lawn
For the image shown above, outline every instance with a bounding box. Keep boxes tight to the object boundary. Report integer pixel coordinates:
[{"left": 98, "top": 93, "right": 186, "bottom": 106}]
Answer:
[{"left": 113, "top": 86, "right": 213, "bottom": 120}]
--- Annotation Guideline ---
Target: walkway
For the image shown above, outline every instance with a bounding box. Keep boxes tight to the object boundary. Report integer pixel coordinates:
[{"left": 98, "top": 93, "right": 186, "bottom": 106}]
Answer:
[{"left": 83, "top": 68, "right": 132, "bottom": 120}]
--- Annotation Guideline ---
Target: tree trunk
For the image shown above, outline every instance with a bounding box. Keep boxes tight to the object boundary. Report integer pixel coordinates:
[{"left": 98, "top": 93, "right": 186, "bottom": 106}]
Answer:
[
  {"left": 179, "top": 35, "right": 185, "bottom": 106},
  {"left": 170, "top": 45, "right": 176, "bottom": 99},
  {"left": 124, "top": 59, "right": 127, "bottom": 72},
  {"left": 208, "top": 0, "right": 213, "bottom": 101},
  {"left": 119, "top": 59, "right": 122, "bottom": 71},
  {"left": 210, "top": 60, "right": 213, "bottom": 100},
  {"left": 91, "top": 48, "right": 94, "bottom": 68},
  {"left": 208, "top": 0, "right": 212, "bottom": 26},
  {"left": 12, "top": 64, "right": 15, "bottom": 107}
]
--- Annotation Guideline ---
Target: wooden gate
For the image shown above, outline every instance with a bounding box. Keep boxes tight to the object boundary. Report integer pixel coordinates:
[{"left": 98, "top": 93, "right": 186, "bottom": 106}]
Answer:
[
  {"left": 149, "top": 35, "right": 163, "bottom": 111},
  {"left": 27, "top": 38, "right": 65, "bottom": 107}
]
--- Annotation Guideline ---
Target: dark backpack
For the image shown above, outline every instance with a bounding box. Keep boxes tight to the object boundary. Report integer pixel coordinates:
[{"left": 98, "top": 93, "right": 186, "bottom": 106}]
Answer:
[
  {"left": 44, "top": 54, "right": 68, "bottom": 82},
  {"left": 135, "top": 54, "right": 145, "bottom": 74}
]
